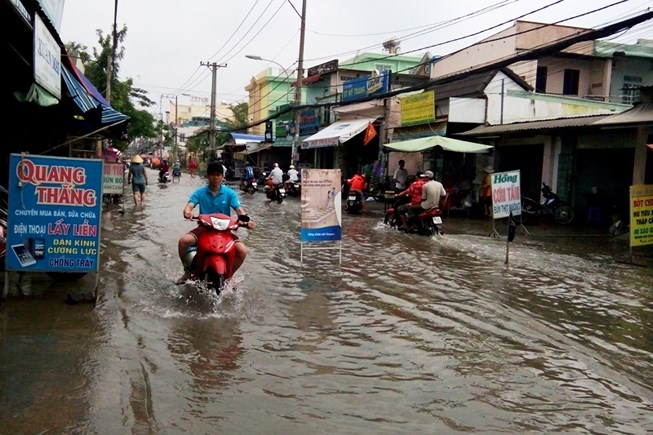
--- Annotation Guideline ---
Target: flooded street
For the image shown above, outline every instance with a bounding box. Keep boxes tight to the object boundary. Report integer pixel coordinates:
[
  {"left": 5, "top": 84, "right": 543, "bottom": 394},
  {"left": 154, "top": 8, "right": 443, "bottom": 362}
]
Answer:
[{"left": 1, "top": 168, "right": 652, "bottom": 434}]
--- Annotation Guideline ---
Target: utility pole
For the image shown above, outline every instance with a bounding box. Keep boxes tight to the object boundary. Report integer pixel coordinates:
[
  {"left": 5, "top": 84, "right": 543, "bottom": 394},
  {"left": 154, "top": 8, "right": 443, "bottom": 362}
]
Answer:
[
  {"left": 291, "top": 0, "right": 307, "bottom": 166},
  {"left": 162, "top": 94, "right": 179, "bottom": 161},
  {"left": 201, "top": 62, "right": 227, "bottom": 160}
]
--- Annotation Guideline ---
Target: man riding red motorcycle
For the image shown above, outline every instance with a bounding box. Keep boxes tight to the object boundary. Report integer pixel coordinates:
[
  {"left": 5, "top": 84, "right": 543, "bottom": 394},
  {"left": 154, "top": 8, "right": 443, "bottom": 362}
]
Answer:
[{"left": 176, "top": 162, "right": 256, "bottom": 286}]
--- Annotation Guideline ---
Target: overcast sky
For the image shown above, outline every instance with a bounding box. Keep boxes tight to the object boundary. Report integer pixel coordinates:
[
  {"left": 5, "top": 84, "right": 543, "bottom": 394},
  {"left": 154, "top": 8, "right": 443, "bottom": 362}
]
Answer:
[{"left": 60, "top": 0, "right": 652, "bottom": 117}]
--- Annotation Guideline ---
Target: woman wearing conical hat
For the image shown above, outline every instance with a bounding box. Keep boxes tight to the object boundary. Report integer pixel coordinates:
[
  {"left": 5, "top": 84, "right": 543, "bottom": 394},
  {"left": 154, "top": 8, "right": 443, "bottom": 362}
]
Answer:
[{"left": 128, "top": 155, "right": 149, "bottom": 206}]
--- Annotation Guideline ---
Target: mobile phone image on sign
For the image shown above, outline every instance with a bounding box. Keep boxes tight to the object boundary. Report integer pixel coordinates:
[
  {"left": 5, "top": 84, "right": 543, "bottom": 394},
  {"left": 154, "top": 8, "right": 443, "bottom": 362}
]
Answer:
[{"left": 11, "top": 244, "right": 37, "bottom": 267}]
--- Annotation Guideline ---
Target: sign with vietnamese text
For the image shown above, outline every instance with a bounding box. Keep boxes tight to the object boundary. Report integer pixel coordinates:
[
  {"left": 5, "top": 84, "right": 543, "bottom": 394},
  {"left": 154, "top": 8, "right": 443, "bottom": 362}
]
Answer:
[
  {"left": 342, "top": 72, "right": 389, "bottom": 102},
  {"left": 103, "top": 162, "right": 125, "bottom": 195},
  {"left": 300, "top": 169, "right": 342, "bottom": 242},
  {"left": 34, "top": 14, "right": 61, "bottom": 99},
  {"left": 491, "top": 170, "right": 522, "bottom": 219},
  {"left": 6, "top": 154, "right": 103, "bottom": 273},
  {"left": 629, "top": 184, "right": 653, "bottom": 247},
  {"left": 401, "top": 91, "right": 435, "bottom": 127}
]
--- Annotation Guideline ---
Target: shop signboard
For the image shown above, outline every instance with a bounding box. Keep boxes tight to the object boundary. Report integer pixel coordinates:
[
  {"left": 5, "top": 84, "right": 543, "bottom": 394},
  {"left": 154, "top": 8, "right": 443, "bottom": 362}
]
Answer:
[
  {"left": 342, "top": 72, "right": 389, "bottom": 103},
  {"left": 6, "top": 154, "right": 103, "bottom": 273},
  {"left": 629, "top": 184, "right": 653, "bottom": 247},
  {"left": 491, "top": 170, "right": 522, "bottom": 219}
]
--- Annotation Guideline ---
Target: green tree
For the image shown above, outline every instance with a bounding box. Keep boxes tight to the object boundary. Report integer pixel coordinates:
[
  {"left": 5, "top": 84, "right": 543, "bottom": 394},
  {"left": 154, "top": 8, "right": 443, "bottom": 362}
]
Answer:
[{"left": 66, "top": 26, "right": 157, "bottom": 150}]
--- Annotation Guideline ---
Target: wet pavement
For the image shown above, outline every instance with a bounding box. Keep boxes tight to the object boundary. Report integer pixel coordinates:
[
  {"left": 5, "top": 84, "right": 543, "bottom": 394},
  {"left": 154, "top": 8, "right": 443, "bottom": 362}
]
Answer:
[{"left": 1, "top": 170, "right": 652, "bottom": 433}]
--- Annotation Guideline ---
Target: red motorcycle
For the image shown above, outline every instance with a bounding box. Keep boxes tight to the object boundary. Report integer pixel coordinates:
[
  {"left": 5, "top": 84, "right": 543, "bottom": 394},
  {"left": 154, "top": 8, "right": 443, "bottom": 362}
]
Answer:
[
  {"left": 182, "top": 213, "right": 249, "bottom": 293},
  {"left": 384, "top": 201, "right": 444, "bottom": 236}
]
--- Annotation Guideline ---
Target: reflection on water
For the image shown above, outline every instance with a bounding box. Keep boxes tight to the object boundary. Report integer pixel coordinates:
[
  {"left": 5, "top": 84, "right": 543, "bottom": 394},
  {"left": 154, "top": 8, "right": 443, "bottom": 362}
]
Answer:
[{"left": 1, "top": 171, "right": 652, "bottom": 433}]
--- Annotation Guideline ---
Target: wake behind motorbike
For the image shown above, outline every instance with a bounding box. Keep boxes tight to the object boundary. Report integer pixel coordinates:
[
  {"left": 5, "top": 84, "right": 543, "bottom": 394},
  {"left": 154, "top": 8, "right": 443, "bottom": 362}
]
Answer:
[
  {"left": 521, "top": 182, "right": 574, "bottom": 224},
  {"left": 182, "top": 213, "right": 250, "bottom": 294},
  {"left": 384, "top": 197, "right": 444, "bottom": 236}
]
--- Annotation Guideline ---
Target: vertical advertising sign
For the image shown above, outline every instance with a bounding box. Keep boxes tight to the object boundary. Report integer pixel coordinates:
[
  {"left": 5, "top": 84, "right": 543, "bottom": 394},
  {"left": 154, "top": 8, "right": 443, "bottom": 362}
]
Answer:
[
  {"left": 300, "top": 169, "right": 342, "bottom": 242},
  {"left": 629, "top": 184, "right": 653, "bottom": 247},
  {"left": 6, "top": 154, "right": 103, "bottom": 273},
  {"left": 103, "top": 162, "right": 125, "bottom": 195},
  {"left": 491, "top": 170, "right": 522, "bottom": 219}
]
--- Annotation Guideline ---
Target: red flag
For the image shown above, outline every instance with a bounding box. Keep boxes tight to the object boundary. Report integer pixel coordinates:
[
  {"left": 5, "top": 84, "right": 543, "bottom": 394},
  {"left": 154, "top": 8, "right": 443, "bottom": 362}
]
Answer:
[{"left": 363, "top": 122, "right": 377, "bottom": 145}]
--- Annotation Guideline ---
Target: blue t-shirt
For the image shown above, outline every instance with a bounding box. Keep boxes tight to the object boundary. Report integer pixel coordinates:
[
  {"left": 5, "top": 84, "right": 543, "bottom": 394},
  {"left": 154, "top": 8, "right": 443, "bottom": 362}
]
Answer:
[
  {"left": 189, "top": 185, "right": 241, "bottom": 215},
  {"left": 244, "top": 165, "right": 254, "bottom": 180}
]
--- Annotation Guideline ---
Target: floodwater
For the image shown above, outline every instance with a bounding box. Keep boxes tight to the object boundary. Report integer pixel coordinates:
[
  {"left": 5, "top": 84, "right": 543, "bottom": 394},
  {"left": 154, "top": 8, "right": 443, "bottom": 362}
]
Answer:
[{"left": 1, "top": 169, "right": 652, "bottom": 434}]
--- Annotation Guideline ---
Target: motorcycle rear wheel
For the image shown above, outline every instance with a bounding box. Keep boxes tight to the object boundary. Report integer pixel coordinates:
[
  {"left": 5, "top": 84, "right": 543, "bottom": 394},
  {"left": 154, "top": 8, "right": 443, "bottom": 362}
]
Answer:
[
  {"left": 554, "top": 204, "right": 574, "bottom": 224},
  {"left": 384, "top": 211, "right": 396, "bottom": 227},
  {"left": 206, "top": 268, "right": 225, "bottom": 295}
]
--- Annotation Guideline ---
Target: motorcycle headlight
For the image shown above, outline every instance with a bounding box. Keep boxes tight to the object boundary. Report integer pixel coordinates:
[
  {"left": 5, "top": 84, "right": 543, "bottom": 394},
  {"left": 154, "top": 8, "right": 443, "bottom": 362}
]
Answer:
[{"left": 209, "top": 217, "right": 232, "bottom": 231}]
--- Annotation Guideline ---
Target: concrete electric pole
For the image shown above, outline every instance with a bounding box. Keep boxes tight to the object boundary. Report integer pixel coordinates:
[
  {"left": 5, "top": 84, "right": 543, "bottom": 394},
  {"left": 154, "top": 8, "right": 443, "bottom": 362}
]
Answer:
[
  {"left": 200, "top": 62, "right": 227, "bottom": 160},
  {"left": 291, "top": 0, "right": 307, "bottom": 166}
]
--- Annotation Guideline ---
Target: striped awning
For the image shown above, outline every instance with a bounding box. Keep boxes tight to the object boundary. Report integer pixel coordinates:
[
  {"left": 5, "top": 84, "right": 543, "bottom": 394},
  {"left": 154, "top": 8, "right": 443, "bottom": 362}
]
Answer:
[
  {"left": 66, "top": 60, "right": 129, "bottom": 125},
  {"left": 61, "top": 66, "right": 98, "bottom": 114}
]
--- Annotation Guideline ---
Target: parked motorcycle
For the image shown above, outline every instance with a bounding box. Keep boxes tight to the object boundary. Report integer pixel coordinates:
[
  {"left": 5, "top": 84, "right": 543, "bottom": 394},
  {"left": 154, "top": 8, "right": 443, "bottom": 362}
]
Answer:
[
  {"left": 158, "top": 171, "right": 172, "bottom": 183},
  {"left": 521, "top": 182, "right": 574, "bottom": 224},
  {"left": 265, "top": 182, "right": 286, "bottom": 203},
  {"left": 240, "top": 178, "right": 258, "bottom": 195},
  {"left": 384, "top": 199, "right": 444, "bottom": 236},
  {"left": 182, "top": 213, "right": 250, "bottom": 294}
]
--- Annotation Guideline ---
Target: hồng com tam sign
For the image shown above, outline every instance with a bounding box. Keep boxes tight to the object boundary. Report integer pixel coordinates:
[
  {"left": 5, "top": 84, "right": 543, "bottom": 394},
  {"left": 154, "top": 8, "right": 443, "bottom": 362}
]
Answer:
[
  {"left": 491, "top": 170, "right": 522, "bottom": 220},
  {"left": 629, "top": 184, "right": 653, "bottom": 247},
  {"left": 6, "top": 154, "right": 103, "bottom": 273}
]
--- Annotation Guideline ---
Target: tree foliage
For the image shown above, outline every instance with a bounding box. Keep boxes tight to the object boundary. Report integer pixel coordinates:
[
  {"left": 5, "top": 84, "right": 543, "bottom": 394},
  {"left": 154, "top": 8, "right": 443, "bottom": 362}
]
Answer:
[{"left": 65, "top": 26, "right": 157, "bottom": 150}]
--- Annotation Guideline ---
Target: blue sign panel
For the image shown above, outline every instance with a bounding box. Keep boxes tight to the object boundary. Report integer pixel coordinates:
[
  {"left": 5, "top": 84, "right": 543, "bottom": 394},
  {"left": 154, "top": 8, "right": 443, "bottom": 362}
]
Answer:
[
  {"left": 342, "top": 72, "right": 390, "bottom": 103},
  {"left": 6, "top": 154, "right": 103, "bottom": 273}
]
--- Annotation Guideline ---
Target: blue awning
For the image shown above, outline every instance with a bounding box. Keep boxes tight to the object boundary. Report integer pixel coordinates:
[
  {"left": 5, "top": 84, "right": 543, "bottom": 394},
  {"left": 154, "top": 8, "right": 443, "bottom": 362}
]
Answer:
[
  {"left": 66, "top": 60, "right": 129, "bottom": 125},
  {"left": 62, "top": 66, "right": 98, "bottom": 114}
]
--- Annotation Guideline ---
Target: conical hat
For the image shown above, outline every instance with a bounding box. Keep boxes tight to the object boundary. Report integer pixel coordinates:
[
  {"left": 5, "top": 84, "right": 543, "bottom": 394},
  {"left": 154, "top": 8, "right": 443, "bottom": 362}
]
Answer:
[{"left": 131, "top": 155, "right": 143, "bottom": 164}]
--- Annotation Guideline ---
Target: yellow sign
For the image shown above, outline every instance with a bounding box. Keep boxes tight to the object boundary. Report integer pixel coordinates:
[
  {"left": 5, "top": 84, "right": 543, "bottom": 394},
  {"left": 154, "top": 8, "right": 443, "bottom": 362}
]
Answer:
[
  {"left": 629, "top": 184, "right": 653, "bottom": 247},
  {"left": 401, "top": 90, "right": 435, "bottom": 127}
]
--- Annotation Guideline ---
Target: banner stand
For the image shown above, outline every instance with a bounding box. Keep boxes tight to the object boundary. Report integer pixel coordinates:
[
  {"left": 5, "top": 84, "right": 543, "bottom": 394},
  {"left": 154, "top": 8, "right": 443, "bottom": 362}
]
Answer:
[
  {"left": 488, "top": 219, "right": 501, "bottom": 238},
  {"left": 300, "top": 241, "right": 342, "bottom": 268},
  {"left": 516, "top": 215, "right": 530, "bottom": 236}
]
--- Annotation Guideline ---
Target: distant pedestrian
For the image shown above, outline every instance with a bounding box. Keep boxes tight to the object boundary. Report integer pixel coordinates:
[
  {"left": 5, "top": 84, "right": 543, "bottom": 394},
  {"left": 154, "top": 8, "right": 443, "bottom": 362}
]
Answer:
[{"left": 188, "top": 157, "right": 197, "bottom": 178}]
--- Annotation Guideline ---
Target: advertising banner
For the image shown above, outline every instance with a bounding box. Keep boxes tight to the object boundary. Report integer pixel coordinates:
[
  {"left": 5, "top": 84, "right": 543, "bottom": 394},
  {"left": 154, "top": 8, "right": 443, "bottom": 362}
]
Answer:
[
  {"left": 300, "top": 169, "right": 342, "bottom": 242},
  {"left": 103, "top": 162, "right": 125, "bottom": 195},
  {"left": 6, "top": 154, "right": 103, "bottom": 273},
  {"left": 629, "top": 184, "right": 653, "bottom": 247},
  {"left": 342, "top": 72, "right": 389, "bottom": 103},
  {"left": 400, "top": 90, "right": 435, "bottom": 127},
  {"left": 491, "top": 170, "right": 522, "bottom": 219}
]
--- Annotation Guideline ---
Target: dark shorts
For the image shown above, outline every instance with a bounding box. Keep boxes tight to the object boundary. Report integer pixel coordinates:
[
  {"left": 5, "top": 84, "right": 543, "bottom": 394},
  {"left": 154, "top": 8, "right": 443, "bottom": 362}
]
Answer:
[
  {"left": 189, "top": 225, "right": 240, "bottom": 242},
  {"left": 132, "top": 182, "right": 146, "bottom": 193}
]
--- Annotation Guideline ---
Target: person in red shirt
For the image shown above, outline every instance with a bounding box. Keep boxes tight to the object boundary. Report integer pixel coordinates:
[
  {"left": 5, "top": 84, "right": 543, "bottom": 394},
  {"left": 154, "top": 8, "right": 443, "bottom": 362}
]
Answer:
[
  {"left": 396, "top": 171, "right": 427, "bottom": 229},
  {"left": 347, "top": 173, "right": 368, "bottom": 211}
]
